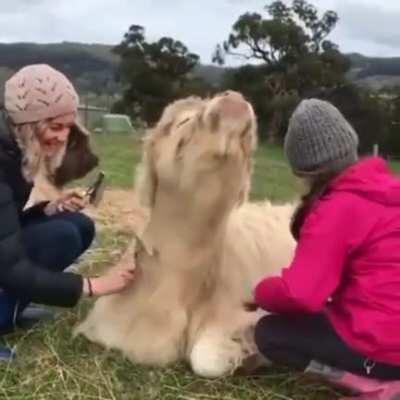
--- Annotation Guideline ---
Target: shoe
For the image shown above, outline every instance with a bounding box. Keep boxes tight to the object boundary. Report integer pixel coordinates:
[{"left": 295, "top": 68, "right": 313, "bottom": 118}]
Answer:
[
  {"left": 0, "top": 304, "right": 56, "bottom": 334},
  {"left": 0, "top": 346, "right": 16, "bottom": 362},
  {"left": 305, "top": 360, "right": 400, "bottom": 400},
  {"left": 235, "top": 353, "right": 272, "bottom": 376},
  {"left": 16, "top": 305, "right": 55, "bottom": 330},
  {"left": 0, "top": 324, "right": 16, "bottom": 336},
  {"left": 338, "top": 377, "right": 400, "bottom": 400}
]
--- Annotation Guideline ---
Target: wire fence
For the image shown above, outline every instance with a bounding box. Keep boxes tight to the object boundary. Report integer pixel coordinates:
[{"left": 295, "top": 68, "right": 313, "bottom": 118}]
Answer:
[{"left": 371, "top": 144, "right": 400, "bottom": 162}]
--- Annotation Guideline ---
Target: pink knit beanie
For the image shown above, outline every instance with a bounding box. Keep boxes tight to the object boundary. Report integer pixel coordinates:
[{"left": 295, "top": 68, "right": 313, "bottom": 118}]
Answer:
[{"left": 4, "top": 64, "right": 79, "bottom": 124}]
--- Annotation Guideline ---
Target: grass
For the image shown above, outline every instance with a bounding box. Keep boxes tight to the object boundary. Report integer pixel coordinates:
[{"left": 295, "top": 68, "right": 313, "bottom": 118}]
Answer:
[
  {"left": 87, "top": 133, "right": 302, "bottom": 201},
  {"left": 390, "top": 161, "right": 400, "bottom": 174},
  {"left": 251, "top": 145, "right": 302, "bottom": 202},
  {"left": 0, "top": 134, "right": 343, "bottom": 400},
  {"left": 84, "top": 133, "right": 142, "bottom": 189}
]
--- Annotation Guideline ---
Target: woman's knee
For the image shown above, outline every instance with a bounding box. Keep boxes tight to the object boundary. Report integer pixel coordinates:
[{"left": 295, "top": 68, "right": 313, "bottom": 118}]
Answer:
[
  {"left": 60, "top": 221, "right": 83, "bottom": 246},
  {"left": 50, "top": 221, "right": 84, "bottom": 262},
  {"left": 24, "top": 220, "right": 84, "bottom": 270},
  {"left": 55, "top": 212, "right": 95, "bottom": 251},
  {"left": 255, "top": 315, "right": 307, "bottom": 369},
  {"left": 255, "top": 315, "right": 278, "bottom": 354},
  {"left": 73, "top": 213, "right": 95, "bottom": 250},
  {"left": 0, "top": 291, "right": 17, "bottom": 331},
  {"left": 255, "top": 314, "right": 299, "bottom": 356}
]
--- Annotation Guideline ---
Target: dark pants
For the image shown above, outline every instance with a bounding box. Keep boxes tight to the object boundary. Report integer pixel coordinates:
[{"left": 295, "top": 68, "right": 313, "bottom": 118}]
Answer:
[
  {"left": 0, "top": 211, "right": 95, "bottom": 332},
  {"left": 255, "top": 313, "right": 400, "bottom": 380}
]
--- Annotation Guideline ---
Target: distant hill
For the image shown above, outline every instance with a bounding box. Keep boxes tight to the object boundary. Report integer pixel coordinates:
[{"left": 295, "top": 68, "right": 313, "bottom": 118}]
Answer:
[
  {"left": 1, "top": 42, "right": 400, "bottom": 99},
  {"left": 0, "top": 42, "right": 120, "bottom": 97},
  {"left": 347, "top": 53, "right": 400, "bottom": 90},
  {"left": 193, "top": 64, "right": 227, "bottom": 86},
  {"left": 0, "top": 42, "right": 226, "bottom": 99}
]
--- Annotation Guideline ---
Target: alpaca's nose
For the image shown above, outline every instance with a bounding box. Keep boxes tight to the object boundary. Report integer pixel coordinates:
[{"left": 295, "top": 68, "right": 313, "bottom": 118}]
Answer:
[
  {"left": 205, "top": 91, "right": 252, "bottom": 132},
  {"left": 216, "top": 91, "right": 250, "bottom": 117},
  {"left": 221, "top": 90, "right": 245, "bottom": 100},
  {"left": 218, "top": 91, "right": 247, "bottom": 108}
]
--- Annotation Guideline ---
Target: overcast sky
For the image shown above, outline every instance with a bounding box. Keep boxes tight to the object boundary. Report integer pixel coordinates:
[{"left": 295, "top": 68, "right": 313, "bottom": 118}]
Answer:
[{"left": 1, "top": 0, "right": 400, "bottom": 64}]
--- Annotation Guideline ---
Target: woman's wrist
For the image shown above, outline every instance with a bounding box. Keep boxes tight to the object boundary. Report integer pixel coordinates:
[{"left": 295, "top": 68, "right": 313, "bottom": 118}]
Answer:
[
  {"left": 82, "top": 277, "right": 95, "bottom": 297},
  {"left": 44, "top": 202, "right": 55, "bottom": 216},
  {"left": 44, "top": 200, "right": 61, "bottom": 216},
  {"left": 87, "top": 277, "right": 94, "bottom": 297}
]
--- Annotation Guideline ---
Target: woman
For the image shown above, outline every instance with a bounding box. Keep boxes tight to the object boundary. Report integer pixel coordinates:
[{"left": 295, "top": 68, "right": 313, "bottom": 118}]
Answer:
[
  {"left": 253, "top": 99, "right": 400, "bottom": 399},
  {"left": 0, "top": 64, "right": 136, "bottom": 361}
]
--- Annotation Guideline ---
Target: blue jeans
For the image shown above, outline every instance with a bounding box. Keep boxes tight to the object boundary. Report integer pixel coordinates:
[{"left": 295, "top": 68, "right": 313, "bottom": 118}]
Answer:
[{"left": 0, "top": 212, "right": 95, "bottom": 332}]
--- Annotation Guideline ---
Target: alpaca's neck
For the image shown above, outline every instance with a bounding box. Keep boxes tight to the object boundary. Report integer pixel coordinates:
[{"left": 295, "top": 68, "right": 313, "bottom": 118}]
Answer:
[
  {"left": 135, "top": 191, "right": 238, "bottom": 320},
  {"left": 142, "top": 191, "right": 233, "bottom": 270}
]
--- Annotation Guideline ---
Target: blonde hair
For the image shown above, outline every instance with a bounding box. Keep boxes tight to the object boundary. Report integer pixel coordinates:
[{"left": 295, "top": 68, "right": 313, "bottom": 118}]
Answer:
[{"left": 11, "top": 119, "right": 67, "bottom": 182}]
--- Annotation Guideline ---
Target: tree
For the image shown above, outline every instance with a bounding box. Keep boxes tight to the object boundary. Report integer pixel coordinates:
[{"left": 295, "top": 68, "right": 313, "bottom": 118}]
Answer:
[
  {"left": 113, "top": 25, "right": 202, "bottom": 125},
  {"left": 214, "top": 0, "right": 350, "bottom": 142},
  {"left": 221, "top": 64, "right": 299, "bottom": 141},
  {"left": 381, "top": 93, "right": 400, "bottom": 157},
  {"left": 214, "top": 0, "right": 343, "bottom": 69}
]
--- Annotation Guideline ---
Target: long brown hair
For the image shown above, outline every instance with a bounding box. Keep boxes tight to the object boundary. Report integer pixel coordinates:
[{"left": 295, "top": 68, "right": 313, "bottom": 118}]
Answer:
[{"left": 291, "top": 172, "right": 338, "bottom": 241}]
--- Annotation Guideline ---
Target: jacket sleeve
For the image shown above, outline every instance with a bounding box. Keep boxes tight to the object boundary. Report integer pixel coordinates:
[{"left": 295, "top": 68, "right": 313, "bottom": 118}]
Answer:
[
  {"left": 254, "top": 195, "right": 353, "bottom": 314},
  {"left": 0, "top": 177, "right": 83, "bottom": 307},
  {"left": 22, "top": 201, "right": 50, "bottom": 220}
]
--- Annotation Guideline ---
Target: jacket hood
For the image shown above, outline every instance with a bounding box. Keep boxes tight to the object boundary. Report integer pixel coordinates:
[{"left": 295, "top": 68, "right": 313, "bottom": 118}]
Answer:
[
  {"left": 0, "top": 111, "right": 21, "bottom": 158},
  {"left": 330, "top": 157, "right": 400, "bottom": 206}
]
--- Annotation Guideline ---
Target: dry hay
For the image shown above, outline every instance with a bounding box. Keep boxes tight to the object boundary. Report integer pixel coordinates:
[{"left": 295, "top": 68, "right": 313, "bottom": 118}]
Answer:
[{"left": 84, "top": 188, "right": 148, "bottom": 235}]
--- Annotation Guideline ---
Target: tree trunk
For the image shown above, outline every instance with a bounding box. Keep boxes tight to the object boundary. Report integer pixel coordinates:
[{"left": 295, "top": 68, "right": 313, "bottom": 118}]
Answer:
[{"left": 267, "top": 110, "right": 282, "bottom": 144}]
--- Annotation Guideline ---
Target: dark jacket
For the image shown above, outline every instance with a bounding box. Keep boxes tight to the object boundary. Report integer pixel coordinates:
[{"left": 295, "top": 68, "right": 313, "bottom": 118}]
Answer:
[{"left": 0, "top": 113, "right": 83, "bottom": 307}]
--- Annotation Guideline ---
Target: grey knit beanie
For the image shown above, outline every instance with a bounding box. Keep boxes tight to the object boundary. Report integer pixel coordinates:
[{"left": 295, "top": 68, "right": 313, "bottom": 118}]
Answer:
[{"left": 284, "top": 99, "right": 359, "bottom": 175}]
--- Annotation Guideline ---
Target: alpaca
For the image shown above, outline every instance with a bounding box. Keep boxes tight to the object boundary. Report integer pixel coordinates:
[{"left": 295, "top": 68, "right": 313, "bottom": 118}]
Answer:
[{"left": 75, "top": 91, "right": 296, "bottom": 377}]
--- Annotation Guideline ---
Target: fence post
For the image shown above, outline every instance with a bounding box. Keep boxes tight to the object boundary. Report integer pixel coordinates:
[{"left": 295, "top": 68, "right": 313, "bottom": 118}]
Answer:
[{"left": 373, "top": 144, "right": 379, "bottom": 156}]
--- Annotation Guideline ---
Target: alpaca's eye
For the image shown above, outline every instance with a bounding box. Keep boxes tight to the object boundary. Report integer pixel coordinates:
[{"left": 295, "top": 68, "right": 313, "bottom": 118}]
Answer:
[
  {"left": 177, "top": 117, "right": 191, "bottom": 128},
  {"left": 175, "top": 134, "right": 193, "bottom": 158},
  {"left": 213, "top": 152, "right": 227, "bottom": 161}
]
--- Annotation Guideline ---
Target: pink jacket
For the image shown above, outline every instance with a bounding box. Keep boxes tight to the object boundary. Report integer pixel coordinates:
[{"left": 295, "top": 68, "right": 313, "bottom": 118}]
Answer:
[{"left": 255, "top": 157, "right": 400, "bottom": 365}]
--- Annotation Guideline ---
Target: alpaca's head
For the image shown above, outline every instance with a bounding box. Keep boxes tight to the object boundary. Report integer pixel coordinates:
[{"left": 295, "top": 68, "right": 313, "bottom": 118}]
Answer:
[{"left": 137, "top": 91, "right": 257, "bottom": 218}]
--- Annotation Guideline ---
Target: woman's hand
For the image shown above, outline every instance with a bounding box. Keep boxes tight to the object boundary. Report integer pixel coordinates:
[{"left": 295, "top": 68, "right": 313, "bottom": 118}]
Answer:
[
  {"left": 83, "top": 258, "right": 139, "bottom": 297},
  {"left": 45, "top": 190, "right": 87, "bottom": 215}
]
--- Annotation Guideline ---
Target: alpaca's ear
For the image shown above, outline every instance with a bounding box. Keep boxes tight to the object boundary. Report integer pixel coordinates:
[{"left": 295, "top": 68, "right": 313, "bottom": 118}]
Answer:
[
  {"left": 241, "top": 123, "right": 258, "bottom": 159},
  {"left": 237, "top": 177, "right": 250, "bottom": 206},
  {"left": 237, "top": 160, "right": 252, "bottom": 207},
  {"left": 237, "top": 122, "right": 257, "bottom": 207},
  {"left": 237, "top": 185, "right": 248, "bottom": 207},
  {"left": 135, "top": 143, "right": 158, "bottom": 209}
]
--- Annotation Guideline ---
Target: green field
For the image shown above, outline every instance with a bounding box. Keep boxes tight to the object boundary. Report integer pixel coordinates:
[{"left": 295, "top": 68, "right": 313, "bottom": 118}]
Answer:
[
  {"left": 87, "top": 133, "right": 302, "bottom": 201},
  {"left": 0, "top": 134, "right": 342, "bottom": 400}
]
